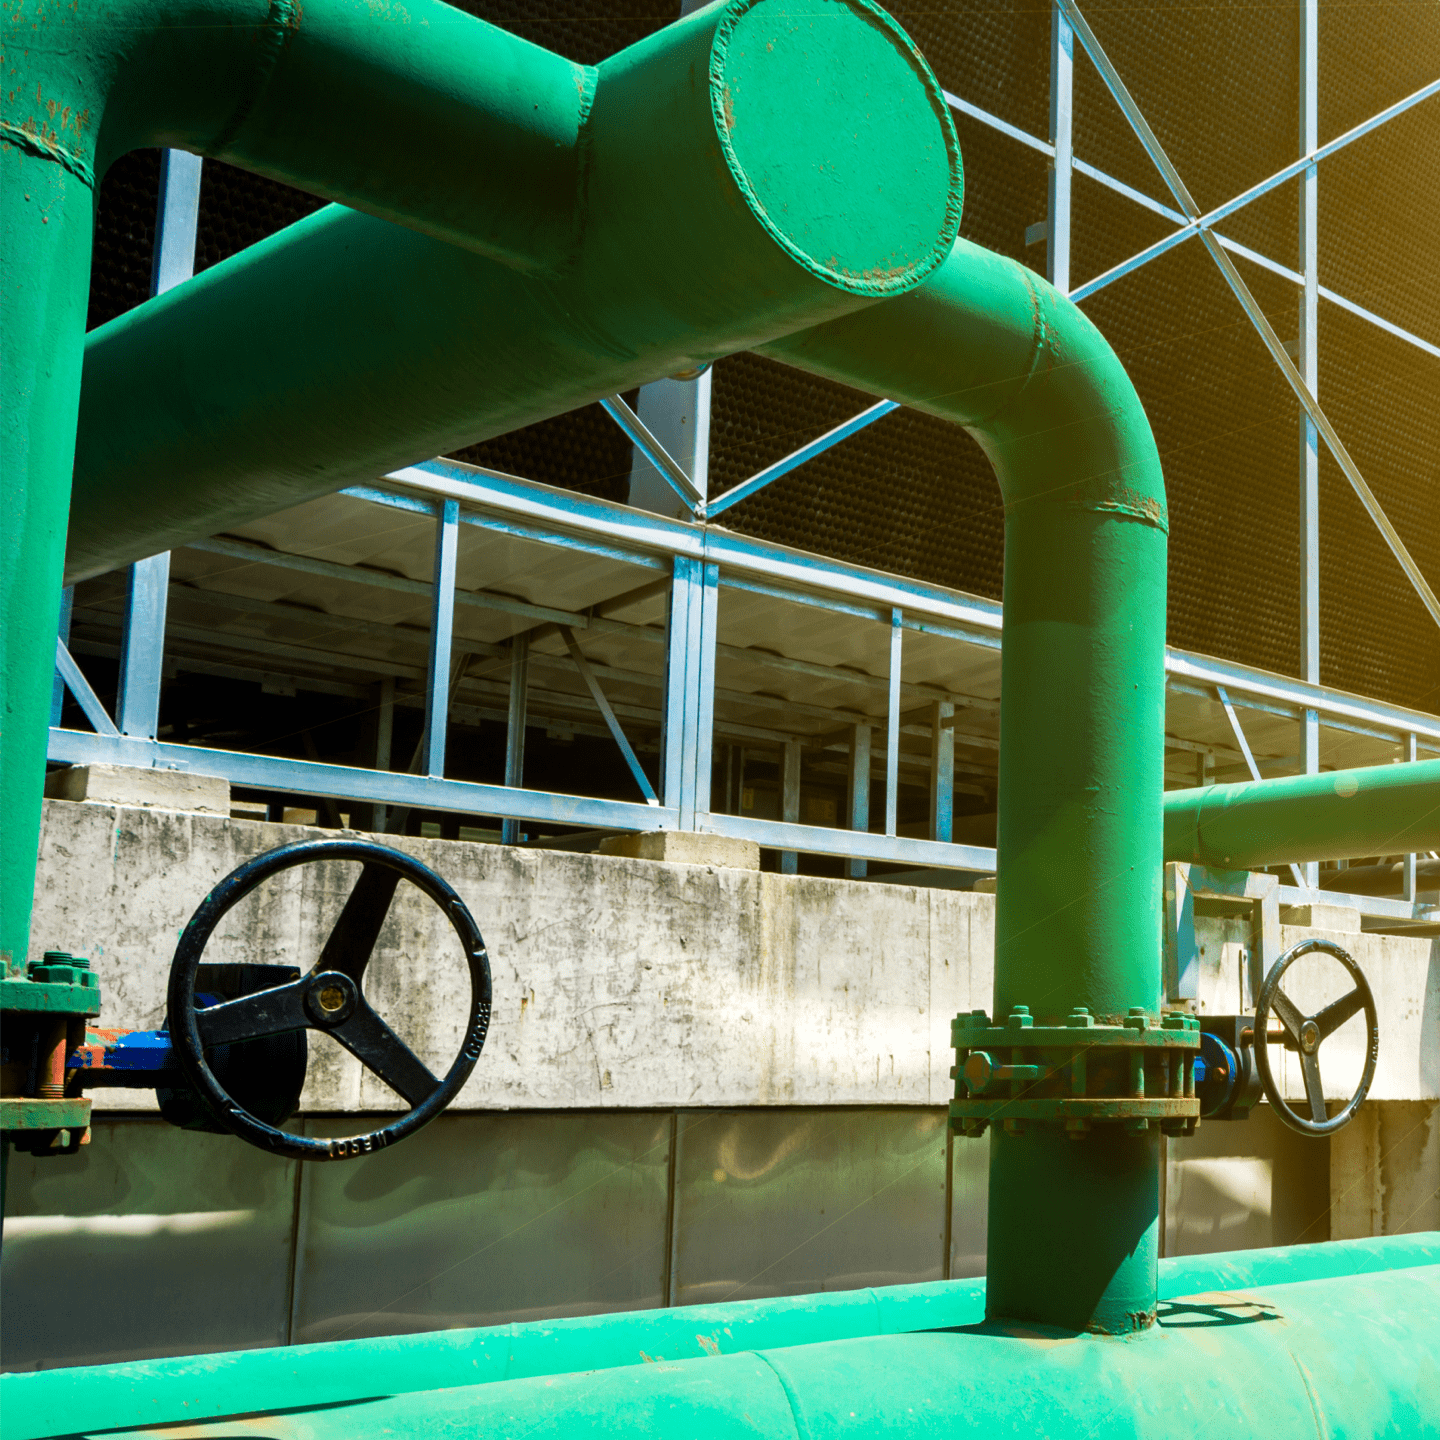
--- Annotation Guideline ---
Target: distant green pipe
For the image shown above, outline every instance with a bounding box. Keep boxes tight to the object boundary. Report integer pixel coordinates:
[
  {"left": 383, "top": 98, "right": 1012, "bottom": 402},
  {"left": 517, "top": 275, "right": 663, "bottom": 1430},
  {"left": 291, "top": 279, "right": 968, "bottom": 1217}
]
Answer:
[
  {"left": 762, "top": 241, "right": 1169, "bottom": 1334},
  {"left": 5, "top": 1235, "right": 1433, "bottom": 1440},
  {"left": 1165, "top": 757, "right": 1440, "bottom": 868},
  {"left": 1, "top": 0, "right": 960, "bottom": 975}
]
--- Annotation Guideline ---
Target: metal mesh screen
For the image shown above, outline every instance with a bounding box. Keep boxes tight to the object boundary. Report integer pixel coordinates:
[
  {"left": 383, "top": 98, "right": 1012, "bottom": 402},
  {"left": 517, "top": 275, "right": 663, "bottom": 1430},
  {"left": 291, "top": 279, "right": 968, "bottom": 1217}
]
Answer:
[{"left": 77, "top": 0, "right": 1439, "bottom": 709}]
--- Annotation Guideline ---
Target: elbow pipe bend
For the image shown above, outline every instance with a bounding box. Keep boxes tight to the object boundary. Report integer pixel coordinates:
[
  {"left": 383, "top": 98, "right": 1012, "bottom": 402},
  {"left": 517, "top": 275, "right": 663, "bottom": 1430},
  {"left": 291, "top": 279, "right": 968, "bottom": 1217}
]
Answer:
[{"left": 763, "top": 239, "right": 1169, "bottom": 1025}]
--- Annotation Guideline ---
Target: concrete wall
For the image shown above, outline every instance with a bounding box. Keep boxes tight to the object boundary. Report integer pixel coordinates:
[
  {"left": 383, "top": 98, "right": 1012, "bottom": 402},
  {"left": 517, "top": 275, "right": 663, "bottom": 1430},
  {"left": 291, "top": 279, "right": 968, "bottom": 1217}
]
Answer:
[
  {"left": 28, "top": 799, "right": 1436, "bottom": 1114},
  {"left": 5, "top": 797, "right": 1435, "bottom": 1374}
]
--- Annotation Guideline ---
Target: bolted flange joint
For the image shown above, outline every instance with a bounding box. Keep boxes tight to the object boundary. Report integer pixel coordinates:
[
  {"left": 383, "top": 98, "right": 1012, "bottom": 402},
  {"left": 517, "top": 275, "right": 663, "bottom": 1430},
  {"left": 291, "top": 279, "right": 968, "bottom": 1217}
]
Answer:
[{"left": 948, "top": 1005, "right": 1201, "bottom": 1139}]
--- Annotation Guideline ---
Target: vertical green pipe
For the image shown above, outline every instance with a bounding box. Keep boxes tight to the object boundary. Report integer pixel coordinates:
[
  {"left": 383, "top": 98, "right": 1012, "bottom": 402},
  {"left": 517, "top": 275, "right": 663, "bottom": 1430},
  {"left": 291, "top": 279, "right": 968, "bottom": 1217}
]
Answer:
[
  {"left": 761, "top": 239, "right": 1168, "bottom": 1331},
  {"left": 0, "top": 146, "right": 94, "bottom": 971}
]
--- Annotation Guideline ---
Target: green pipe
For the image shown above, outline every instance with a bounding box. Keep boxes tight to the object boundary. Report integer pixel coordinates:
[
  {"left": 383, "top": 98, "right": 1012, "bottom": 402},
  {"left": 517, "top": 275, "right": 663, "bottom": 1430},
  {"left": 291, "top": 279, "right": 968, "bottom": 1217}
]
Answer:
[
  {"left": 1, "top": 0, "right": 960, "bottom": 977},
  {"left": 65, "top": 237, "right": 1157, "bottom": 1331},
  {"left": 1165, "top": 757, "right": 1440, "bottom": 869},
  {"left": 5, "top": 1235, "right": 1433, "bottom": 1440},
  {"left": 761, "top": 241, "right": 1169, "bottom": 1333},
  {"left": 33, "top": 1263, "right": 1440, "bottom": 1438}
]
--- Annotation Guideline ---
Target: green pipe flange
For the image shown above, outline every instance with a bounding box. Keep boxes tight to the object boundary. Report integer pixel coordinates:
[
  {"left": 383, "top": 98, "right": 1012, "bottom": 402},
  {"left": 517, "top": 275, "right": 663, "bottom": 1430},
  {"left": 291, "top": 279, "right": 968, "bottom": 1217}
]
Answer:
[{"left": 949, "top": 1005, "right": 1200, "bottom": 1139}]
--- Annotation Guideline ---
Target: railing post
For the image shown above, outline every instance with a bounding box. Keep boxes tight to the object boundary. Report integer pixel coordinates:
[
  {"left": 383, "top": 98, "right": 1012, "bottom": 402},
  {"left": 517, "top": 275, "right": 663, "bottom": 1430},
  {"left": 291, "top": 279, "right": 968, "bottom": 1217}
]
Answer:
[
  {"left": 1403, "top": 732, "right": 1418, "bottom": 902},
  {"left": 50, "top": 587, "right": 73, "bottom": 726},
  {"left": 113, "top": 150, "right": 203, "bottom": 746},
  {"left": 930, "top": 699, "right": 954, "bottom": 842},
  {"left": 1298, "top": 0, "right": 1321, "bottom": 890},
  {"left": 372, "top": 676, "right": 394, "bottom": 832},
  {"left": 1048, "top": 1, "right": 1074, "bottom": 293},
  {"left": 501, "top": 634, "right": 530, "bottom": 845},
  {"left": 847, "top": 722, "right": 872, "bottom": 879},
  {"left": 780, "top": 738, "right": 802, "bottom": 875},
  {"left": 422, "top": 498, "right": 459, "bottom": 778},
  {"left": 885, "top": 608, "right": 903, "bottom": 837},
  {"left": 661, "top": 555, "right": 717, "bottom": 829}
]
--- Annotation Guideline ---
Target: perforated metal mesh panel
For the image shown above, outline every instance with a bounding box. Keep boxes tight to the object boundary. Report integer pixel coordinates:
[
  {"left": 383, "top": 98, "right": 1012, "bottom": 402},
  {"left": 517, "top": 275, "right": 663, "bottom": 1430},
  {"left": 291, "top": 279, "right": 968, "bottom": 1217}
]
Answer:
[{"left": 78, "top": 1, "right": 1439, "bottom": 709}]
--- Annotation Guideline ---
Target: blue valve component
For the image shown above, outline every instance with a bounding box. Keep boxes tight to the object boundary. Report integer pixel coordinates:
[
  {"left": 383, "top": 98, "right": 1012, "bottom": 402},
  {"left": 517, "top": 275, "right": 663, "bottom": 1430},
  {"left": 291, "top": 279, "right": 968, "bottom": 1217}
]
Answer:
[{"left": 1197, "top": 1031, "right": 1240, "bottom": 1118}]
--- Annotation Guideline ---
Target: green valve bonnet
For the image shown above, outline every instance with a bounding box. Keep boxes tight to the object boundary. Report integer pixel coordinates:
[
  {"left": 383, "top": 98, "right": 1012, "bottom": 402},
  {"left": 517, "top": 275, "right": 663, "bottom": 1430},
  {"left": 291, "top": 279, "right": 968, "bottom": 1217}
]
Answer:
[{"left": 708, "top": 0, "right": 963, "bottom": 295}]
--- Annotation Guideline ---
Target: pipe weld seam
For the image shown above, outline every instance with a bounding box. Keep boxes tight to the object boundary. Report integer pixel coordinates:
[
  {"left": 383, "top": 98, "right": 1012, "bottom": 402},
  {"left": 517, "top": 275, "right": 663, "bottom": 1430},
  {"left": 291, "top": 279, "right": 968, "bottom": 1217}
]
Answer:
[
  {"left": 209, "top": 0, "right": 303, "bottom": 156},
  {"left": 0, "top": 122, "right": 95, "bottom": 189}
]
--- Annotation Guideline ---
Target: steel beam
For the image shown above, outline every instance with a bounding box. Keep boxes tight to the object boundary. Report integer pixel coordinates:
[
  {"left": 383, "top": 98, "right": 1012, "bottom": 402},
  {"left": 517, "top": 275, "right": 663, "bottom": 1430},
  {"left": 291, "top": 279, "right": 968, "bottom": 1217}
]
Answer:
[
  {"left": 779, "top": 738, "right": 803, "bottom": 874},
  {"left": 847, "top": 723, "right": 872, "bottom": 879},
  {"left": 115, "top": 555, "right": 170, "bottom": 739},
  {"left": 1047, "top": 3, "right": 1074, "bottom": 293},
  {"left": 422, "top": 499, "right": 459, "bottom": 778},
  {"left": 374, "top": 676, "right": 395, "bottom": 833},
  {"left": 885, "top": 608, "right": 903, "bottom": 837},
  {"left": 501, "top": 636, "right": 530, "bottom": 845},
  {"left": 930, "top": 700, "right": 955, "bottom": 843},
  {"left": 54, "top": 642, "right": 119, "bottom": 737},
  {"left": 560, "top": 627, "right": 659, "bottom": 805},
  {"left": 49, "top": 588, "right": 73, "bottom": 726}
]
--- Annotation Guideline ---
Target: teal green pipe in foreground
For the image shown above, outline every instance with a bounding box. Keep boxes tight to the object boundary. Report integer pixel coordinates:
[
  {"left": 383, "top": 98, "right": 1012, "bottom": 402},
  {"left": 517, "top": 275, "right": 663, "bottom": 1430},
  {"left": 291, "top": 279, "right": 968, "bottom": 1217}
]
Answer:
[
  {"left": 762, "top": 241, "right": 1169, "bottom": 1334},
  {"left": 1165, "top": 757, "right": 1440, "bottom": 868},
  {"left": 1, "top": 0, "right": 960, "bottom": 982},
  {"left": 5, "top": 1235, "right": 1433, "bottom": 1440},
  {"left": 19, "top": 1261, "right": 1440, "bottom": 1440}
]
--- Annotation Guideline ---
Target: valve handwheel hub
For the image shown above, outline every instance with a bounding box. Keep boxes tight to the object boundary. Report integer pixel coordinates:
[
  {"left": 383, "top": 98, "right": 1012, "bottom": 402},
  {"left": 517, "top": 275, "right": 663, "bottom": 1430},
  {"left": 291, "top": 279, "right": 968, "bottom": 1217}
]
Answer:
[
  {"left": 168, "top": 838, "right": 492, "bottom": 1161},
  {"left": 1253, "top": 938, "right": 1378, "bottom": 1137}
]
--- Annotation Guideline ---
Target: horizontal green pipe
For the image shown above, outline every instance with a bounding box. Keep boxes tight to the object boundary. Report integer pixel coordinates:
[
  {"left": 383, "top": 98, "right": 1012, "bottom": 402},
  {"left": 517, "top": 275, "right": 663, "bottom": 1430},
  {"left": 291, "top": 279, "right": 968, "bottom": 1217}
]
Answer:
[
  {"left": 1164, "top": 757, "right": 1440, "bottom": 868},
  {"left": 4, "top": 0, "right": 959, "bottom": 990},
  {"left": 8, "top": 1235, "right": 1431, "bottom": 1439},
  {"left": 65, "top": 0, "right": 960, "bottom": 584}
]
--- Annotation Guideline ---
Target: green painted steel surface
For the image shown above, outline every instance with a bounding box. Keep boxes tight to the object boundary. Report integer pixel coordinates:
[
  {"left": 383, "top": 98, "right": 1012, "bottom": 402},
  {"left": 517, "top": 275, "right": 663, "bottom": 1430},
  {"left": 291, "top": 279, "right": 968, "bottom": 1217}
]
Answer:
[
  {"left": 1, "top": 0, "right": 959, "bottom": 990},
  {"left": 26, "top": 1264, "right": 1440, "bottom": 1438},
  {"left": 761, "top": 239, "right": 1168, "bottom": 1332},
  {"left": 5, "top": 1236, "right": 1434, "bottom": 1440},
  {"left": 1165, "top": 757, "right": 1440, "bottom": 868}
]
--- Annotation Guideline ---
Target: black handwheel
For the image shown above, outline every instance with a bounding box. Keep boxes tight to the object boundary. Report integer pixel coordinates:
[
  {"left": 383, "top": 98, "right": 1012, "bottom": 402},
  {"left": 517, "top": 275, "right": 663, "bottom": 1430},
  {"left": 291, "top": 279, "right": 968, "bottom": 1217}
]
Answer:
[
  {"left": 168, "top": 838, "right": 492, "bottom": 1161},
  {"left": 1254, "top": 938, "right": 1378, "bottom": 1137}
]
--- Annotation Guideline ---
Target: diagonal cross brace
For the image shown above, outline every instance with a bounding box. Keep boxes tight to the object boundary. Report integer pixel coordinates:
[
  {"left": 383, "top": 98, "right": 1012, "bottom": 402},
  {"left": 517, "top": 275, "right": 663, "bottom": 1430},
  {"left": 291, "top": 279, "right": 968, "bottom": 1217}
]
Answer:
[
  {"left": 559, "top": 626, "right": 659, "bottom": 805},
  {"left": 1057, "top": 0, "right": 1440, "bottom": 632}
]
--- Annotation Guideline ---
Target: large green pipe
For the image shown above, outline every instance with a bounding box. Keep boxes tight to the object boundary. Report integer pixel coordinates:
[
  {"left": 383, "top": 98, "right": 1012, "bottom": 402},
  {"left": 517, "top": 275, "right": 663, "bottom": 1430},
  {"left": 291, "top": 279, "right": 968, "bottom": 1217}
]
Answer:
[
  {"left": 5, "top": 1235, "right": 1434, "bottom": 1440},
  {"left": 23, "top": 1263, "right": 1440, "bottom": 1438},
  {"left": 64, "top": 230, "right": 1160, "bottom": 1331},
  {"left": 762, "top": 245, "right": 1169, "bottom": 1333},
  {"left": 63, "top": 234, "right": 1158, "bottom": 1330},
  {"left": 1, "top": 0, "right": 960, "bottom": 974},
  {"left": 1165, "top": 757, "right": 1440, "bottom": 868}
]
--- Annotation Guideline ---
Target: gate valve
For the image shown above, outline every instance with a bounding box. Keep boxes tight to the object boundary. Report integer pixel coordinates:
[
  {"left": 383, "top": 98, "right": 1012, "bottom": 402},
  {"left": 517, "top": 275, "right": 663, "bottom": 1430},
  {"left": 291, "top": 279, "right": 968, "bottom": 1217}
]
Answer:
[
  {"left": 167, "top": 838, "right": 492, "bottom": 1161},
  {"left": 1253, "top": 938, "right": 1378, "bottom": 1137}
]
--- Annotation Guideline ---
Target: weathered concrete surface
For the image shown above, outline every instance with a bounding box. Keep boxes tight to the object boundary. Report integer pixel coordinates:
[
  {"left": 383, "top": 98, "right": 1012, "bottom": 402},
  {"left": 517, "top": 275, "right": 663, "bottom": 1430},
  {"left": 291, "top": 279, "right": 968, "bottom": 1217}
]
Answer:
[
  {"left": 30, "top": 800, "right": 990, "bottom": 1114},
  {"left": 43, "top": 763, "right": 229, "bottom": 815},
  {"left": 29, "top": 799, "right": 1434, "bottom": 1115},
  {"left": 598, "top": 830, "right": 759, "bottom": 869},
  {"left": 1330, "top": 1099, "right": 1440, "bottom": 1238}
]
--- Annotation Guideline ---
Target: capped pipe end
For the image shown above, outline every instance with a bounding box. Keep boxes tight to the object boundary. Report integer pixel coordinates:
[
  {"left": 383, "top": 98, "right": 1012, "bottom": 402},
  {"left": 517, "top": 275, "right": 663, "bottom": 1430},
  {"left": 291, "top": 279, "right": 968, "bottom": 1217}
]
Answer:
[{"left": 710, "top": 0, "right": 962, "bottom": 298}]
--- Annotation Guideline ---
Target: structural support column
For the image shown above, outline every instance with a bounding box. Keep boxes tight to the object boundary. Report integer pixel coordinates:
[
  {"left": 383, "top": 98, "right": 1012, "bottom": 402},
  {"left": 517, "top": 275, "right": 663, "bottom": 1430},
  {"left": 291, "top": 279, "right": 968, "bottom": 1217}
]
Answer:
[
  {"left": 49, "top": 589, "right": 73, "bottom": 727},
  {"left": 1048, "top": 2, "right": 1074, "bottom": 293},
  {"left": 662, "top": 556, "right": 719, "bottom": 829},
  {"left": 626, "top": 371, "right": 712, "bottom": 520},
  {"left": 501, "top": 636, "right": 529, "bottom": 846},
  {"left": 847, "top": 723, "right": 872, "bottom": 879},
  {"left": 114, "top": 151, "right": 203, "bottom": 746},
  {"left": 885, "top": 608, "right": 903, "bottom": 837},
  {"left": 372, "top": 676, "right": 395, "bottom": 833},
  {"left": 1299, "top": 0, "right": 1321, "bottom": 887},
  {"left": 930, "top": 700, "right": 954, "bottom": 842},
  {"left": 779, "top": 739, "right": 802, "bottom": 875},
  {"left": 422, "top": 498, "right": 459, "bottom": 779},
  {"left": 1402, "top": 733, "right": 1418, "bottom": 902}
]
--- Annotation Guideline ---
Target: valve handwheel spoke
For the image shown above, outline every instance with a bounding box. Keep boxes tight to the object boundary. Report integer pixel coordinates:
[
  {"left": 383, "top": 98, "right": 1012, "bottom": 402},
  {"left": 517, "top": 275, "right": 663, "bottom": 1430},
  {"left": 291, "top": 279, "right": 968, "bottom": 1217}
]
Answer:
[
  {"left": 1253, "top": 938, "right": 1378, "bottom": 1137},
  {"left": 168, "top": 838, "right": 492, "bottom": 1161},
  {"left": 330, "top": 1001, "right": 442, "bottom": 1109}
]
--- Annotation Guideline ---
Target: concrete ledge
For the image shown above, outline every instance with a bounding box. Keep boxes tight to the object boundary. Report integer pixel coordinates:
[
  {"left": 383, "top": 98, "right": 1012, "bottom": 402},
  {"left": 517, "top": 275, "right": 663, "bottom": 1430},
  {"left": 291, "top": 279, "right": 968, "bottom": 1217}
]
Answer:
[
  {"left": 597, "top": 830, "right": 760, "bottom": 870},
  {"left": 1279, "top": 902, "right": 1362, "bottom": 933},
  {"left": 44, "top": 763, "right": 229, "bottom": 816}
]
